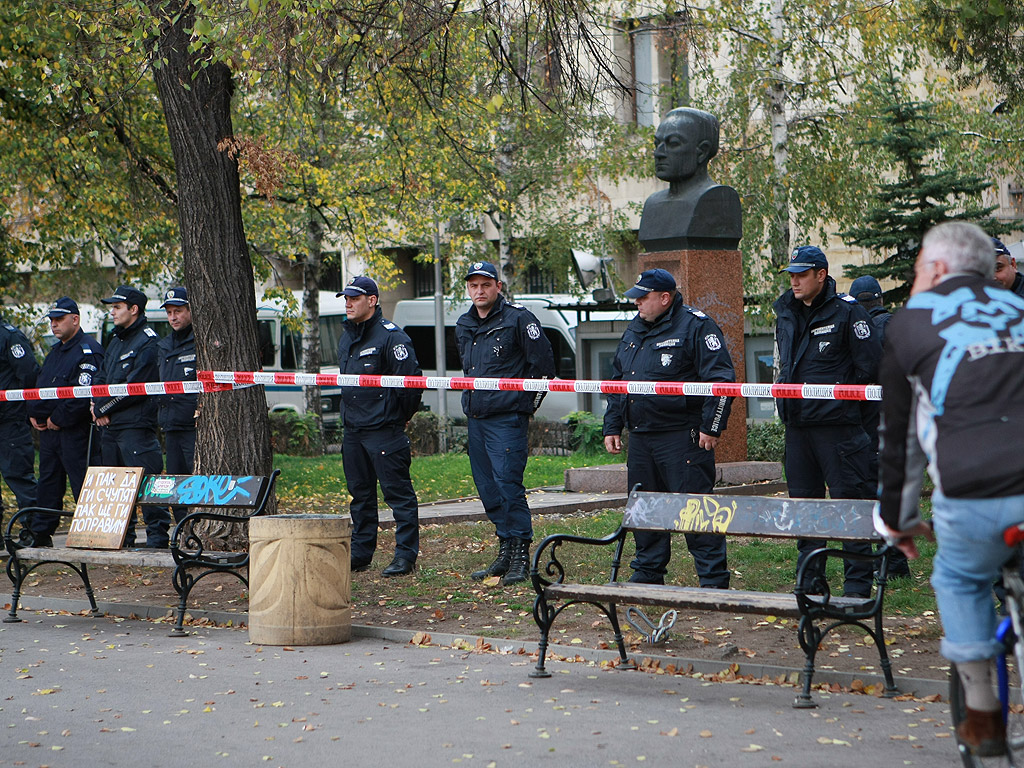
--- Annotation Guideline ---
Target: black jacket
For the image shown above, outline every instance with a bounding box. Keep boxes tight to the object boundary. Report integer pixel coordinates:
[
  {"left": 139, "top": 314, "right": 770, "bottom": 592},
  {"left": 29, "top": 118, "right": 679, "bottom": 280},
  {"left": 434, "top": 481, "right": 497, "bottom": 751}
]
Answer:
[
  {"left": 773, "top": 277, "right": 881, "bottom": 426},
  {"left": 0, "top": 319, "right": 40, "bottom": 422},
  {"left": 879, "top": 275, "right": 1024, "bottom": 531},
  {"left": 92, "top": 315, "right": 161, "bottom": 429},
  {"left": 28, "top": 328, "right": 104, "bottom": 429},
  {"left": 455, "top": 294, "right": 556, "bottom": 417},
  {"left": 158, "top": 324, "right": 197, "bottom": 432},
  {"left": 603, "top": 293, "right": 734, "bottom": 436},
  {"left": 1011, "top": 271, "right": 1024, "bottom": 298},
  {"left": 337, "top": 307, "right": 422, "bottom": 430}
]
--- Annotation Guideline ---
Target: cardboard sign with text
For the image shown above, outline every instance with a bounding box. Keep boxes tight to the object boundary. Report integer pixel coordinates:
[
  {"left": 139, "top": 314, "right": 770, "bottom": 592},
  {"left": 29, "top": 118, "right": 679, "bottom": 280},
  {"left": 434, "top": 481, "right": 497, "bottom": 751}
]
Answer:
[{"left": 66, "top": 467, "right": 145, "bottom": 549}]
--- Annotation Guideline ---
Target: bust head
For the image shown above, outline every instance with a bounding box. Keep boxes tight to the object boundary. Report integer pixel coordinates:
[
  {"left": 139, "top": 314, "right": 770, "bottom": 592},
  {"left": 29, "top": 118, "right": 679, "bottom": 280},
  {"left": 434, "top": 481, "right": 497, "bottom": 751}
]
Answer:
[{"left": 654, "top": 108, "right": 720, "bottom": 184}]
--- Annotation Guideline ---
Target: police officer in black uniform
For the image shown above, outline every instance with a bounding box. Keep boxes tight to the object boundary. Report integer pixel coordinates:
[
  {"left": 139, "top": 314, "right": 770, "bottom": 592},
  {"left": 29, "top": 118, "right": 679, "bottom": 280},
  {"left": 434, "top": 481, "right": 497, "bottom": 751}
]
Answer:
[
  {"left": 0, "top": 311, "right": 40, "bottom": 528},
  {"left": 26, "top": 298, "right": 104, "bottom": 546},
  {"left": 457, "top": 261, "right": 556, "bottom": 586},
  {"left": 774, "top": 246, "right": 881, "bottom": 597},
  {"left": 91, "top": 285, "right": 170, "bottom": 548},
  {"left": 337, "top": 276, "right": 423, "bottom": 577},
  {"left": 603, "top": 269, "right": 736, "bottom": 586},
  {"left": 158, "top": 287, "right": 197, "bottom": 522}
]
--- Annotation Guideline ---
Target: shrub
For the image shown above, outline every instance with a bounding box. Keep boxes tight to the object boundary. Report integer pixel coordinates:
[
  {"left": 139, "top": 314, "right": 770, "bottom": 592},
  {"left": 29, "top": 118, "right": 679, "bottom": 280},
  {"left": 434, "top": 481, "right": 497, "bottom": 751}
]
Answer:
[
  {"left": 406, "top": 411, "right": 440, "bottom": 456},
  {"left": 747, "top": 420, "right": 785, "bottom": 462},
  {"left": 564, "top": 410, "right": 606, "bottom": 454},
  {"left": 269, "top": 411, "right": 324, "bottom": 456}
]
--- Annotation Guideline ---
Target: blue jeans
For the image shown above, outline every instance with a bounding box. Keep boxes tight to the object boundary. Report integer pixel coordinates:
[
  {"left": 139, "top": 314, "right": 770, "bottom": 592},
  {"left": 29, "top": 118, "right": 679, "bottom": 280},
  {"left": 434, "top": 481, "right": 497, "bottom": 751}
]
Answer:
[
  {"left": 931, "top": 490, "right": 1024, "bottom": 662},
  {"left": 467, "top": 413, "right": 531, "bottom": 541}
]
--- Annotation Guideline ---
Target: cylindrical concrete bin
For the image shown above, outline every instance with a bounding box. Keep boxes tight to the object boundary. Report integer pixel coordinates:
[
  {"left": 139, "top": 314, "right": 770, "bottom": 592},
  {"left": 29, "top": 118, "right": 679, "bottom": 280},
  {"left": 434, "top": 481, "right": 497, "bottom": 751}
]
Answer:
[{"left": 249, "top": 514, "right": 352, "bottom": 646}]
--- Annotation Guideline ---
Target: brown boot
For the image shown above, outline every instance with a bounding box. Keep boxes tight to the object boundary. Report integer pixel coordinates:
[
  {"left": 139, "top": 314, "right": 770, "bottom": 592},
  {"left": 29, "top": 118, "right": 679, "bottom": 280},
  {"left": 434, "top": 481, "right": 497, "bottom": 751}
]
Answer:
[{"left": 958, "top": 707, "right": 1007, "bottom": 757}]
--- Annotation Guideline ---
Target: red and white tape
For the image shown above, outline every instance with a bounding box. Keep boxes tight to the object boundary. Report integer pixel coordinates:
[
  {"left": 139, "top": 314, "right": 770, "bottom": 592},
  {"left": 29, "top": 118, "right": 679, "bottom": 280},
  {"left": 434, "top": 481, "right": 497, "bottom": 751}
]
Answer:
[{"left": 0, "top": 372, "right": 881, "bottom": 402}]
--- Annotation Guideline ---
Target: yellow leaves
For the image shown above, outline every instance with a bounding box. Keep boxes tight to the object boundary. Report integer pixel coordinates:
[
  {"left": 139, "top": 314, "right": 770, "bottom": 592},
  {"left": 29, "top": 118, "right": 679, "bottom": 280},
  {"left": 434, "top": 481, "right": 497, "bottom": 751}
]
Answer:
[
  {"left": 410, "top": 632, "right": 432, "bottom": 646},
  {"left": 484, "top": 94, "right": 505, "bottom": 115},
  {"left": 816, "top": 736, "right": 851, "bottom": 746},
  {"left": 32, "top": 688, "right": 60, "bottom": 695}
]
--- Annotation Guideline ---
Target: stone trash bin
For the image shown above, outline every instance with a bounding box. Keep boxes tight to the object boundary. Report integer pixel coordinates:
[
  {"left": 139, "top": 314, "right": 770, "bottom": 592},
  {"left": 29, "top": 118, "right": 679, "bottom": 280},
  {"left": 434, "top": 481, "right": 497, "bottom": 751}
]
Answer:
[{"left": 248, "top": 514, "right": 352, "bottom": 646}]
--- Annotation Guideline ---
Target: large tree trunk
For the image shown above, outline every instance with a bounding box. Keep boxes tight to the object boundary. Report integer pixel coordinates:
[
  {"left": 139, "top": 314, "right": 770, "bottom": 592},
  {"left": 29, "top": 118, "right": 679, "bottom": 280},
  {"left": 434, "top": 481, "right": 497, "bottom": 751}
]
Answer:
[
  {"left": 302, "top": 209, "right": 324, "bottom": 450},
  {"left": 147, "top": 0, "right": 275, "bottom": 545},
  {"left": 768, "top": 0, "right": 790, "bottom": 269}
]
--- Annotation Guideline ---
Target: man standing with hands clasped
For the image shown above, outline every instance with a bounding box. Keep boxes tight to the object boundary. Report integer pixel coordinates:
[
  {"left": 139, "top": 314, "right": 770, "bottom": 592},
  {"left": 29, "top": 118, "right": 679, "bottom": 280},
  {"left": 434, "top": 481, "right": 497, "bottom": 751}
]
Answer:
[{"left": 603, "top": 269, "right": 735, "bottom": 586}]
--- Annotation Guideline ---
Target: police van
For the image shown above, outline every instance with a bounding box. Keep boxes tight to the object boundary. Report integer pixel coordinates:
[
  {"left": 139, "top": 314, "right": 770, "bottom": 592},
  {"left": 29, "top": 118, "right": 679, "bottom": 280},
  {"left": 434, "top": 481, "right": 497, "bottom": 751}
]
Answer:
[{"left": 355, "top": 295, "right": 632, "bottom": 422}]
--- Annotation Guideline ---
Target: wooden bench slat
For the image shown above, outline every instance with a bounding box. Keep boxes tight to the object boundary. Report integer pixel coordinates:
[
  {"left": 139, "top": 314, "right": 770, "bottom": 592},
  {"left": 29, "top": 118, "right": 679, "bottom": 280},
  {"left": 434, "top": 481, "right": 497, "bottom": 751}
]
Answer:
[
  {"left": 16, "top": 547, "right": 176, "bottom": 568},
  {"left": 545, "top": 583, "right": 806, "bottom": 617}
]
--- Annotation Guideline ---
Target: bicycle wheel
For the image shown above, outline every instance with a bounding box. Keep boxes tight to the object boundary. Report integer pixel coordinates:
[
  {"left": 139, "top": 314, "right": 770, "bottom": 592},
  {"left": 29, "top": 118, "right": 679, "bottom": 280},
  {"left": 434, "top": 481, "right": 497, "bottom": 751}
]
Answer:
[{"left": 950, "top": 662, "right": 1023, "bottom": 767}]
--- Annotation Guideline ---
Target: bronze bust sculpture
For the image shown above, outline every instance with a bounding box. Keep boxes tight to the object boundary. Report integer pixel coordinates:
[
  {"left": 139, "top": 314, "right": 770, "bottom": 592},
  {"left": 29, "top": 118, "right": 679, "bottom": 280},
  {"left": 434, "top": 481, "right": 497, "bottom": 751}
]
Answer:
[{"left": 638, "top": 108, "right": 742, "bottom": 252}]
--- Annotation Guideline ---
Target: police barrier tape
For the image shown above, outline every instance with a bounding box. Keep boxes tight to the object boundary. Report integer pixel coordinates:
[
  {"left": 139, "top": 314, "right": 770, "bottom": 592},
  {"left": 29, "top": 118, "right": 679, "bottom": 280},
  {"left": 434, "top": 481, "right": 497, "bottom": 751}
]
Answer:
[{"left": 0, "top": 372, "right": 882, "bottom": 402}]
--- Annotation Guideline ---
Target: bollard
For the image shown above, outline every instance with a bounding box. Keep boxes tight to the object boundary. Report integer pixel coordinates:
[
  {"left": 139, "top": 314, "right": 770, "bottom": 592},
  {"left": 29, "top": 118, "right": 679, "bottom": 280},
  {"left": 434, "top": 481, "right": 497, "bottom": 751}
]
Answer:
[{"left": 248, "top": 514, "right": 352, "bottom": 646}]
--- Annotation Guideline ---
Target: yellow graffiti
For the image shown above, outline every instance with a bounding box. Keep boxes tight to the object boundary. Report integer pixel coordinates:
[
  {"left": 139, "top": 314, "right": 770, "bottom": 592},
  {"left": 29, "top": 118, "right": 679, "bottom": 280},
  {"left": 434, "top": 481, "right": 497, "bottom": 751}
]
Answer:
[{"left": 675, "top": 496, "right": 737, "bottom": 533}]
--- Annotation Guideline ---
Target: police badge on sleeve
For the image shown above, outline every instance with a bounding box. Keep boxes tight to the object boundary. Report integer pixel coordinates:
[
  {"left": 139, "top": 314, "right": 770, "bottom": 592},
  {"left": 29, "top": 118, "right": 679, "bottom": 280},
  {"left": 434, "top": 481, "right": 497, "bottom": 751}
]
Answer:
[
  {"left": 704, "top": 334, "right": 722, "bottom": 351},
  {"left": 853, "top": 320, "right": 871, "bottom": 340},
  {"left": 526, "top": 322, "right": 541, "bottom": 340},
  {"left": 393, "top": 344, "right": 409, "bottom": 361},
  {"left": 11, "top": 344, "right": 25, "bottom": 358}
]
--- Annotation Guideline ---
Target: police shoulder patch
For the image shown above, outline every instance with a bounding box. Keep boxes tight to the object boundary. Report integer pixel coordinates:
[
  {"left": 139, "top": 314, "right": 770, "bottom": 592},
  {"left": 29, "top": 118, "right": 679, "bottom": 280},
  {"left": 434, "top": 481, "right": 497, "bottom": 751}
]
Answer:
[
  {"left": 144, "top": 327, "right": 158, "bottom": 337},
  {"left": 10, "top": 344, "right": 25, "bottom": 358},
  {"left": 81, "top": 346, "right": 93, "bottom": 354},
  {"left": 689, "top": 308, "right": 707, "bottom": 318},
  {"left": 526, "top": 322, "right": 541, "bottom": 340},
  {"left": 704, "top": 334, "right": 722, "bottom": 351},
  {"left": 78, "top": 372, "right": 93, "bottom": 385},
  {"left": 382, "top": 320, "right": 397, "bottom": 331},
  {"left": 841, "top": 294, "right": 858, "bottom": 303},
  {"left": 509, "top": 303, "right": 526, "bottom": 310},
  {"left": 853, "top": 319, "right": 871, "bottom": 340},
  {"left": 393, "top": 343, "right": 409, "bottom": 361}
]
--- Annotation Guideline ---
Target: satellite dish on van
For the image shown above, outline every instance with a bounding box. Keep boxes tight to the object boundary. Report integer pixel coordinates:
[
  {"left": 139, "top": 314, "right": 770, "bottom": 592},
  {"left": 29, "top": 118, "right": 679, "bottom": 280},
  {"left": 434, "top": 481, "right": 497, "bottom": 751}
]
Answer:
[{"left": 571, "top": 249, "right": 617, "bottom": 303}]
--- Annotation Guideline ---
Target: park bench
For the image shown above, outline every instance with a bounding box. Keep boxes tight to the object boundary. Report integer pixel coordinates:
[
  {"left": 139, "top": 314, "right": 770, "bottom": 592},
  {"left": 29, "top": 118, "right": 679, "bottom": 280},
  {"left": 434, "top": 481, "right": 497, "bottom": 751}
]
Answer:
[
  {"left": 3, "top": 470, "right": 280, "bottom": 637},
  {"left": 529, "top": 488, "right": 899, "bottom": 707}
]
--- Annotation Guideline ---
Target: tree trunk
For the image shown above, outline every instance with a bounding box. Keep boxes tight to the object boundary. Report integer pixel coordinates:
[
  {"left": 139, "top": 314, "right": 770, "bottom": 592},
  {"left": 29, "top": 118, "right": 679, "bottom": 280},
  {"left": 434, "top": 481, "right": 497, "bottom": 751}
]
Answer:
[
  {"left": 768, "top": 0, "right": 790, "bottom": 269},
  {"left": 302, "top": 209, "right": 324, "bottom": 451},
  {"left": 146, "top": 0, "right": 274, "bottom": 547}
]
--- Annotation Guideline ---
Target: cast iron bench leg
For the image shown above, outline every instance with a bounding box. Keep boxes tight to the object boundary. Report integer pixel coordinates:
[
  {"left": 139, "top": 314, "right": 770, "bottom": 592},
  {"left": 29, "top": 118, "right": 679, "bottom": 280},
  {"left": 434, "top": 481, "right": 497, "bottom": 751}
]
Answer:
[
  {"left": 4, "top": 555, "right": 25, "bottom": 623},
  {"left": 794, "top": 613, "right": 822, "bottom": 708},
  {"left": 872, "top": 604, "right": 900, "bottom": 697},
  {"left": 529, "top": 591, "right": 554, "bottom": 678},
  {"left": 169, "top": 564, "right": 191, "bottom": 637},
  {"left": 607, "top": 603, "right": 636, "bottom": 670},
  {"left": 79, "top": 563, "right": 101, "bottom": 616}
]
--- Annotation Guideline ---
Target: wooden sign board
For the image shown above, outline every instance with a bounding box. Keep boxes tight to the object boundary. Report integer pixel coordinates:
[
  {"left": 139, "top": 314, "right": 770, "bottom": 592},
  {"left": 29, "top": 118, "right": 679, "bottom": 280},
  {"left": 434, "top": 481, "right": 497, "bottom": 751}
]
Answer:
[{"left": 66, "top": 466, "right": 146, "bottom": 549}]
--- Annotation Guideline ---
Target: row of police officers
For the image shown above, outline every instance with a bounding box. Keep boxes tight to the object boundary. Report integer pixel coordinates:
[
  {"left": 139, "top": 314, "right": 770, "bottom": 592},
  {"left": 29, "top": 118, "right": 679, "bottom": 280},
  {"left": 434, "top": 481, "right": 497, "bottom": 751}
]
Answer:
[{"left": 0, "top": 285, "right": 195, "bottom": 548}]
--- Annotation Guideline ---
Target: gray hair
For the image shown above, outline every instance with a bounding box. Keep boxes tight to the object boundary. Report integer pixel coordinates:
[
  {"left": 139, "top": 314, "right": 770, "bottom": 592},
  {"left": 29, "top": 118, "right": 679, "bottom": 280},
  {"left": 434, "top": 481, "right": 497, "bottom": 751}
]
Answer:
[{"left": 921, "top": 221, "right": 995, "bottom": 279}]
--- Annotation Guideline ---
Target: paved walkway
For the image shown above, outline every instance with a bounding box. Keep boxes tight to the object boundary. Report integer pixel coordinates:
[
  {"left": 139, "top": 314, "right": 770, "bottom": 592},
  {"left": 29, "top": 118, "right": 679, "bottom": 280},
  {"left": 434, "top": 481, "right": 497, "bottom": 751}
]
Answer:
[{"left": 0, "top": 612, "right": 959, "bottom": 767}]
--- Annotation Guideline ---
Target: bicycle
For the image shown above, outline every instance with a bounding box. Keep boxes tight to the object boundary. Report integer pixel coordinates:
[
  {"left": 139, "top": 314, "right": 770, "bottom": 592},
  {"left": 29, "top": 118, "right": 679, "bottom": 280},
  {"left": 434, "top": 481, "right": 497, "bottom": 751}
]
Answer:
[{"left": 950, "top": 522, "right": 1024, "bottom": 767}]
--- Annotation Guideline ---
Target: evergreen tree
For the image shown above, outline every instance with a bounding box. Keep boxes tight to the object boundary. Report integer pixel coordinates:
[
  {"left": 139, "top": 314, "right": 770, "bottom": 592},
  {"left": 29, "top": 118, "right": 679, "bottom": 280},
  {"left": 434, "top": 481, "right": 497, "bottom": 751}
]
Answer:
[{"left": 842, "top": 77, "right": 1007, "bottom": 303}]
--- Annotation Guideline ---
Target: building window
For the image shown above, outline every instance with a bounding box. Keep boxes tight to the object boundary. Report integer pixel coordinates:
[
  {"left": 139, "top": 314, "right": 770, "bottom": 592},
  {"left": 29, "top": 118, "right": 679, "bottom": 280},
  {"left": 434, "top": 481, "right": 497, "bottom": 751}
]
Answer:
[
  {"left": 1009, "top": 181, "right": 1024, "bottom": 217},
  {"left": 411, "top": 256, "right": 435, "bottom": 297},
  {"left": 613, "top": 13, "right": 689, "bottom": 126}
]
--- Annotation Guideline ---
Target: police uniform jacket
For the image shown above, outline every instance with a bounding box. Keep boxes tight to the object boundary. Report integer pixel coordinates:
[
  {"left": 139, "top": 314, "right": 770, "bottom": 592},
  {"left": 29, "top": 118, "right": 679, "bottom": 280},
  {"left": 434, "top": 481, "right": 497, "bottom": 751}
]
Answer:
[
  {"left": 0, "top": 319, "right": 41, "bottom": 422},
  {"left": 93, "top": 315, "right": 160, "bottom": 429},
  {"left": 603, "top": 292, "right": 734, "bottom": 437},
  {"left": 28, "top": 328, "right": 104, "bottom": 428},
  {"left": 1011, "top": 271, "right": 1024, "bottom": 298},
  {"left": 878, "top": 274, "right": 1024, "bottom": 533},
  {"left": 158, "top": 325, "right": 198, "bottom": 432},
  {"left": 337, "top": 306, "right": 422, "bottom": 430},
  {"left": 773, "top": 276, "right": 881, "bottom": 427},
  {"left": 455, "top": 294, "right": 556, "bottom": 417}
]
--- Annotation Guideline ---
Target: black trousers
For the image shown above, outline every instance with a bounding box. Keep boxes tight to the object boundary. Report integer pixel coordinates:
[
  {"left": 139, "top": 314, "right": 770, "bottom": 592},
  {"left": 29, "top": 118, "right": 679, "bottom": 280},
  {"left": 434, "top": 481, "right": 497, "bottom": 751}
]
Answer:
[
  {"left": 342, "top": 425, "right": 419, "bottom": 564},
  {"left": 784, "top": 424, "right": 875, "bottom": 596},
  {"left": 101, "top": 427, "right": 170, "bottom": 547},
  {"left": 626, "top": 429, "right": 729, "bottom": 587},
  {"left": 31, "top": 424, "right": 97, "bottom": 536},
  {"left": 164, "top": 429, "right": 196, "bottom": 523}
]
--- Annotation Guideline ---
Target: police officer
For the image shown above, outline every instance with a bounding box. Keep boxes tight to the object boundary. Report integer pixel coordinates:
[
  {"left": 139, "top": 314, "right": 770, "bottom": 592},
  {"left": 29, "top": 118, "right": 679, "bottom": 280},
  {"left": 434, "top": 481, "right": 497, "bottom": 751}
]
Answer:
[
  {"left": 775, "top": 246, "right": 881, "bottom": 597},
  {"left": 91, "top": 284, "right": 170, "bottom": 548},
  {"left": 26, "top": 298, "right": 104, "bottom": 546},
  {"left": 603, "top": 269, "right": 736, "bottom": 586},
  {"left": 993, "top": 238, "right": 1024, "bottom": 297},
  {"left": 457, "top": 261, "right": 556, "bottom": 586},
  {"left": 0, "top": 311, "right": 40, "bottom": 528},
  {"left": 849, "top": 274, "right": 911, "bottom": 580},
  {"left": 158, "top": 287, "right": 197, "bottom": 522},
  {"left": 337, "top": 276, "right": 422, "bottom": 577}
]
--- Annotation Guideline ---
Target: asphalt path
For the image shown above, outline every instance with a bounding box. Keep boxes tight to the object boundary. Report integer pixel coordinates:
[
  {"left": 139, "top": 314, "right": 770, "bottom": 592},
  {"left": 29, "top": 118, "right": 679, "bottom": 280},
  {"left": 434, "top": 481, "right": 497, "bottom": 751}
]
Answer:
[{"left": 0, "top": 611, "right": 959, "bottom": 768}]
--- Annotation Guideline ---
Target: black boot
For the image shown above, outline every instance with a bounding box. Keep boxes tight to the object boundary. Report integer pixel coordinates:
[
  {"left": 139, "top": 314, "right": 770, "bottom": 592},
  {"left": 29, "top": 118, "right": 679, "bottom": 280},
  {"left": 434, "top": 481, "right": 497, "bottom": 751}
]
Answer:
[
  {"left": 471, "top": 538, "right": 511, "bottom": 581},
  {"left": 501, "top": 538, "right": 531, "bottom": 586}
]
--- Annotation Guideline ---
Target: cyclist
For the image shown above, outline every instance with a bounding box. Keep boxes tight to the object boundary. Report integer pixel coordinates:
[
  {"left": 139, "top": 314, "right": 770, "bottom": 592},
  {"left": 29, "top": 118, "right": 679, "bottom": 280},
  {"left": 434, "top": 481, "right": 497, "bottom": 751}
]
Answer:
[{"left": 875, "top": 221, "right": 1024, "bottom": 758}]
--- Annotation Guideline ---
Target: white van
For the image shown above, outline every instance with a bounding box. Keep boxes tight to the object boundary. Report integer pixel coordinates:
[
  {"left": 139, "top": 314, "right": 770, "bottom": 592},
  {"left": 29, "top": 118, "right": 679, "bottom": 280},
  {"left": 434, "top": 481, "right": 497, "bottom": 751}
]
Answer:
[{"left": 368, "top": 295, "right": 632, "bottom": 422}]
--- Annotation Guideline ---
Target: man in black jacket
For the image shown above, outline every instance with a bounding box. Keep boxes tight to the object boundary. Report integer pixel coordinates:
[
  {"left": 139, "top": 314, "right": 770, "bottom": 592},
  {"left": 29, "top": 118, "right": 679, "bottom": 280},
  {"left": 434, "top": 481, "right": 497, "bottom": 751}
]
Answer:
[
  {"left": 456, "top": 261, "right": 555, "bottom": 586},
  {"left": 774, "top": 246, "right": 881, "bottom": 598},
  {"left": 158, "top": 287, "right": 197, "bottom": 523},
  {"left": 92, "top": 284, "right": 169, "bottom": 548},
  {"left": 603, "top": 269, "right": 735, "bottom": 585},
  {"left": 0, "top": 312, "right": 40, "bottom": 529},
  {"left": 338, "top": 276, "right": 422, "bottom": 577},
  {"left": 27, "top": 297, "right": 104, "bottom": 546},
  {"left": 877, "top": 221, "right": 1024, "bottom": 758},
  {"left": 993, "top": 237, "right": 1024, "bottom": 297}
]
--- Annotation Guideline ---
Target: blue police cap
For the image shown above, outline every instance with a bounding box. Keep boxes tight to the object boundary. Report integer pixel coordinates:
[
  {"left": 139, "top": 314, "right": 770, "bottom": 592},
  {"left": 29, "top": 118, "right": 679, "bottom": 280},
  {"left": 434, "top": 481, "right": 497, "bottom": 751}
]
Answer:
[
  {"left": 849, "top": 275, "right": 882, "bottom": 301},
  {"left": 337, "top": 276, "right": 379, "bottom": 298},
  {"left": 624, "top": 268, "right": 677, "bottom": 299},
  {"left": 45, "top": 296, "right": 80, "bottom": 319},
  {"left": 464, "top": 261, "right": 500, "bottom": 281},
  {"left": 160, "top": 286, "right": 189, "bottom": 308},
  {"left": 782, "top": 245, "right": 829, "bottom": 273},
  {"left": 993, "top": 238, "right": 1012, "bottom": 259},
  {"left": 100, "top": 284, "right": 147, "bottom": 308}
]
